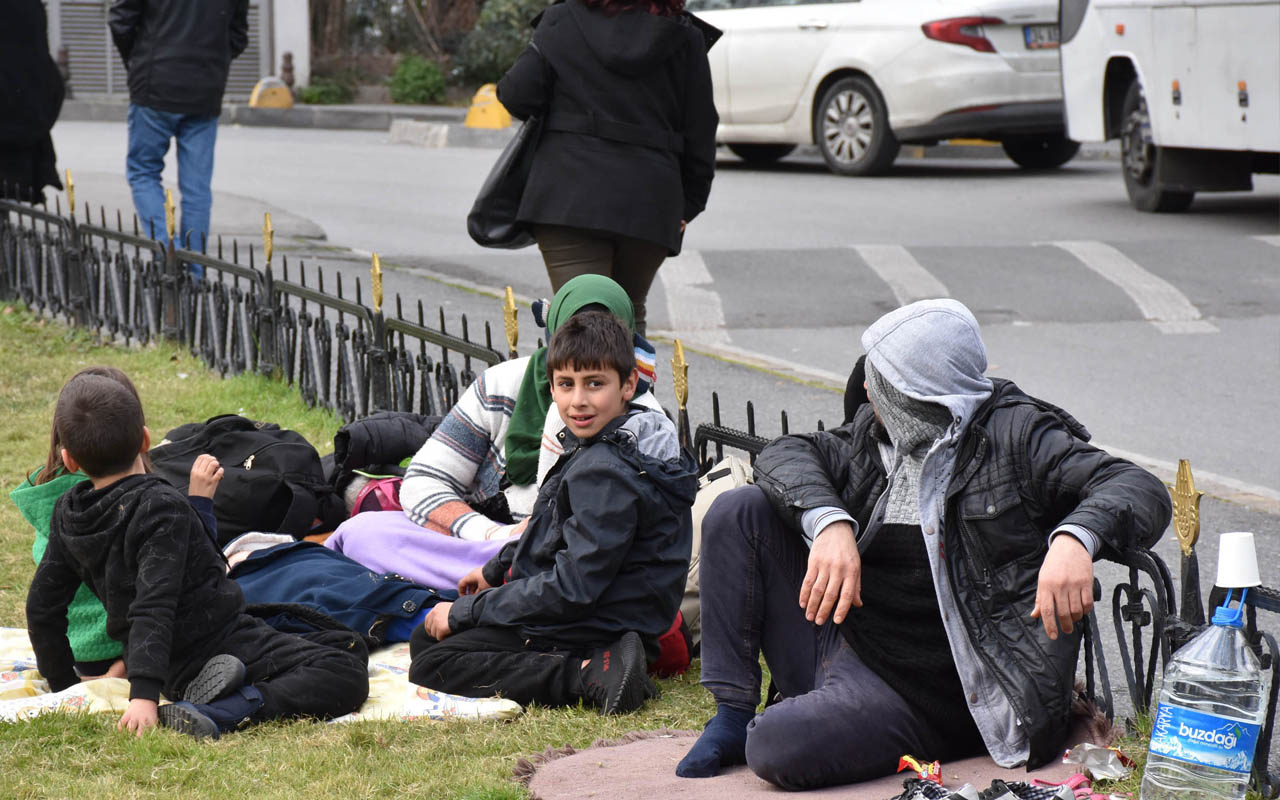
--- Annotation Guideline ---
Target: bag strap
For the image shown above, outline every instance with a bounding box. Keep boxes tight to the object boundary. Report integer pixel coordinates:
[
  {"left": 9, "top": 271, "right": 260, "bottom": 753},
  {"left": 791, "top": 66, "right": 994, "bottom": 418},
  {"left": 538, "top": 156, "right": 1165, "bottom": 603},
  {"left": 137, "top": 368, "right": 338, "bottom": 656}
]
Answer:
[{"left": 545, "top": 110, "right": 684, "bottom": 154}]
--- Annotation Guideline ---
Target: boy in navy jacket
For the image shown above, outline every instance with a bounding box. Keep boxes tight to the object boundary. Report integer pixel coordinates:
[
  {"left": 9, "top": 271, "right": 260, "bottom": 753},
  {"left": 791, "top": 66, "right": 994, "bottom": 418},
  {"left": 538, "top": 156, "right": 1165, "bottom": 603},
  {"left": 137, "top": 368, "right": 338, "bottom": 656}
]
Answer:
[{"left": 409, "top": 311, "right": 697, "bottom": 714}]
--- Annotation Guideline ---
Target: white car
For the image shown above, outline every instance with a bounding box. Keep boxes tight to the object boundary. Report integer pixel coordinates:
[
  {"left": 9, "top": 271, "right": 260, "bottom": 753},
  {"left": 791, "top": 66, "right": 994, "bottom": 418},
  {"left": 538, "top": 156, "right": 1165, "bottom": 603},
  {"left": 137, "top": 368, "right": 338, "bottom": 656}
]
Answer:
[{"left": 688, "top": 0, "right": 1079, "bottom": 175}]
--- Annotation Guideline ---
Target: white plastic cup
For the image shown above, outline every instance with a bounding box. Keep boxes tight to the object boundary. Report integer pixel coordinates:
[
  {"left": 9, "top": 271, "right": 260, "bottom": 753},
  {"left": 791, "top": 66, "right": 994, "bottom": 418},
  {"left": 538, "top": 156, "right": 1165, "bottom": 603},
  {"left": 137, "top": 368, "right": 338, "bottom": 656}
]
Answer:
[{"left": 1216, "top": 531, "right": 1262, "bottom": 588}]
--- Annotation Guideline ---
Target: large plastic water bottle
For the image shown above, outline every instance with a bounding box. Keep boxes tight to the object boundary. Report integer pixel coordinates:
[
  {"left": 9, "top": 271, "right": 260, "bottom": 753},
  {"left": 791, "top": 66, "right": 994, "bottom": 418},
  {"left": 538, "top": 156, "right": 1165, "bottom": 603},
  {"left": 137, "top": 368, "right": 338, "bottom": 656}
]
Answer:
[{"left": 1139, "top": 593, "right": 1270, "bottom": 800}]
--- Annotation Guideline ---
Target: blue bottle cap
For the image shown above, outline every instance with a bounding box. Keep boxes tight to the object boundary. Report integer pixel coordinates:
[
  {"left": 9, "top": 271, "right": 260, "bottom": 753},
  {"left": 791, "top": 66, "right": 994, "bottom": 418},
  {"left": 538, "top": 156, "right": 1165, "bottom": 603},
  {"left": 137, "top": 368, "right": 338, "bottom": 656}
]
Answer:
[{"left": 1212, "top": 604, "right": 1245, "bottom": 628}]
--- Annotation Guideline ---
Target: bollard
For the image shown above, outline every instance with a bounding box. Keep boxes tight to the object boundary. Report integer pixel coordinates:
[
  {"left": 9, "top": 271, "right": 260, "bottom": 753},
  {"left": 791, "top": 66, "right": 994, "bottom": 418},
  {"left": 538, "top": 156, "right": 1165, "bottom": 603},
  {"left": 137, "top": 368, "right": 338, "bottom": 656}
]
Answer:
[{"left": 464, "top": 84, "right": 512, "bottom": 129}]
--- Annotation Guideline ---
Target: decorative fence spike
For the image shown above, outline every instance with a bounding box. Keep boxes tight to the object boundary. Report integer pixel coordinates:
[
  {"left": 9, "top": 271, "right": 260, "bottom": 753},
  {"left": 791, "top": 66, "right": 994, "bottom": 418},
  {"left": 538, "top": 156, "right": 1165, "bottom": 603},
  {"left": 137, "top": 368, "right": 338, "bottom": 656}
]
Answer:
[
  {"left": 1173, "top": 459, "right": 1206, "bottom": 626},
  {"left": 164, "top": 189, "right": 175, "bottom": 242},
  {"left": 503, "top": 285, "right": 518, "bottom": 357},
  {"left": 371, "top": 253, "right": 383, "bottom": 315},
  {"left": 263, "top": 212, "right": 274, "bottom": 268},
  {"left": 65, "top": 169, "right": 74, "bottom": 217}
]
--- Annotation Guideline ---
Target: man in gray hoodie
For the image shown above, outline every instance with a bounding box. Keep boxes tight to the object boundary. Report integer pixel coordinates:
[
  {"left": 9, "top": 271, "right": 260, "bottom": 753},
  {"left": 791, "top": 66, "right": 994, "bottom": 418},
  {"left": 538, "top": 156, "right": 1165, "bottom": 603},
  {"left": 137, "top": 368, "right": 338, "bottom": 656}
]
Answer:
[{"left": 677, "top": 299, "right": 1171, "bottom": 790}]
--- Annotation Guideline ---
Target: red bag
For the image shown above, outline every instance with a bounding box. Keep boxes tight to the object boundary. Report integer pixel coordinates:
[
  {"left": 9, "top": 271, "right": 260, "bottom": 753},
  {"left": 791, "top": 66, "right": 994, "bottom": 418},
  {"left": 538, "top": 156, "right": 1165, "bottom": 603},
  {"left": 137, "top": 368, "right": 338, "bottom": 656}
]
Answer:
[{"left": 350, "top": 476, "right": 403, "bottom": 516}]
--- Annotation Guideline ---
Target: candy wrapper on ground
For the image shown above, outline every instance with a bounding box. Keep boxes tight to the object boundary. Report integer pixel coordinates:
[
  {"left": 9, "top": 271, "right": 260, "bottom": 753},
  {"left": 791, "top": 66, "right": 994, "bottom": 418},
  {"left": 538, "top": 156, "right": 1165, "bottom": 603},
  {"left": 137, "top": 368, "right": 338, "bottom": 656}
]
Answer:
[
  {"left": 898, "top": 754, "right": 944, "bottom": 784},
  {"left": 1061, "top": 743, "right": 1134, "bottom": 780}
]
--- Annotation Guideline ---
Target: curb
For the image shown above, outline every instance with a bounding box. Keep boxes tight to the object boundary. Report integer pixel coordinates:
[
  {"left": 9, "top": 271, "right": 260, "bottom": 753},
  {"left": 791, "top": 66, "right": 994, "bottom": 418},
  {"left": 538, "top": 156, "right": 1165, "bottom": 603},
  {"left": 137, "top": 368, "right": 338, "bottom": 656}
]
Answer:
[{"left": 59, "top": 99, "right": 1121, "bottom": 160}]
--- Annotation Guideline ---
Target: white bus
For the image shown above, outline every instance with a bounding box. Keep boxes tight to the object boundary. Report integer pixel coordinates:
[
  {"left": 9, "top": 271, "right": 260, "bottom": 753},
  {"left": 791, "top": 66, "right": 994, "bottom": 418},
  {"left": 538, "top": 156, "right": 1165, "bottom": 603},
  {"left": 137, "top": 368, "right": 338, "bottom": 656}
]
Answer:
[{"left": 1059, "top": 0, "right": 1280, "bottom": 211}]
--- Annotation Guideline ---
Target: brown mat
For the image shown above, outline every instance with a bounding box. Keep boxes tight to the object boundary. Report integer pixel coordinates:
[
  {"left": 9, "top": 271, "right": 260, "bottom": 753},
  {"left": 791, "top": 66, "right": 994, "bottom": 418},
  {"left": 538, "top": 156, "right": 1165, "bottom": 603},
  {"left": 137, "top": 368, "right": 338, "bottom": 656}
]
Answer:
[{"left": 521, "top": 711, "right": 1116, "bottom": 800}]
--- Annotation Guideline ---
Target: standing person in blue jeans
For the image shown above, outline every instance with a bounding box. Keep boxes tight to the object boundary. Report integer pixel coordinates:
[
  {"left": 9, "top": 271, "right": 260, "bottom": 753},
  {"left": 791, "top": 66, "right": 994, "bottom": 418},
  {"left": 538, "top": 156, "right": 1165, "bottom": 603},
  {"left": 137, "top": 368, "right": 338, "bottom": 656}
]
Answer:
[{"left": 109, "top": 0, "right": 249, "bottom": 261}]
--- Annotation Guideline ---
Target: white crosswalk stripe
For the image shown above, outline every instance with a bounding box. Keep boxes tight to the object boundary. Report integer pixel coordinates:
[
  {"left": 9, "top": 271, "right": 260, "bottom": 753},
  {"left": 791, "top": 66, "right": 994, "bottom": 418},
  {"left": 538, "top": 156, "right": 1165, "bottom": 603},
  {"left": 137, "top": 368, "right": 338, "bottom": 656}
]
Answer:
[
  {"left": 658, "top": 250, "right": 731, "bottom": 346},
  {"left": 852, "top": 244, "right": 950, "bottom": 305},
  {"left": 1255, "top": 235, "right": 1280, "bottom": 248},
  {"left": 1046, "top": 240, "right": 1218, "bottom": 334}
]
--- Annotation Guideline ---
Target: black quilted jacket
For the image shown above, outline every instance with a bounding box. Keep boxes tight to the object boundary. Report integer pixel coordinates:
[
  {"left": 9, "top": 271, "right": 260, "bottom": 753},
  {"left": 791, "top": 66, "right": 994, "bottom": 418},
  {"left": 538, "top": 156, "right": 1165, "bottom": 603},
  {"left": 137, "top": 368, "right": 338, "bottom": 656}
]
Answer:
[{"left": 754, "top": 378, "right": 1171, "bottom": 768}]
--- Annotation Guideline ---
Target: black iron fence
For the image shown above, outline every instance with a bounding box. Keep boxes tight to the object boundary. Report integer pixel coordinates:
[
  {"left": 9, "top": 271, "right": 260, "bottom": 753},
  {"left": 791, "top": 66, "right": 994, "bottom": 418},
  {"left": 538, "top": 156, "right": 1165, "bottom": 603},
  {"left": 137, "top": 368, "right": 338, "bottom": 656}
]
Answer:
[
  {"left": 2, "top": 192, "right": 1276, "bottom": 795},
  {"left": 1, "top": 192, "right": 503, "bottom": 422}
]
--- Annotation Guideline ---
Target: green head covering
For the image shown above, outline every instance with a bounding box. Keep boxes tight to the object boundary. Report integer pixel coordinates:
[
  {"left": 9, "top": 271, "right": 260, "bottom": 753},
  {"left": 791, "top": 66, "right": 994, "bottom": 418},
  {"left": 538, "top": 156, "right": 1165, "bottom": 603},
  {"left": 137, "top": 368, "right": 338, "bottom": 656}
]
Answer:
[{"left": 504, "top": 275, "right": 635, "bottom": 486}]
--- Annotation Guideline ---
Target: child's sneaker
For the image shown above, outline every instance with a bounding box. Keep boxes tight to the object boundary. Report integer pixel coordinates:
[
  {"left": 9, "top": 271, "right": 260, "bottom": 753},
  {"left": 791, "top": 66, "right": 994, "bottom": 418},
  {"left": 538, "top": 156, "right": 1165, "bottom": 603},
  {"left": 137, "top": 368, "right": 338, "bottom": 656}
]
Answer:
[
  {"left": 892, "top": 778, "right": 981, "bottom": 800},
  {"left": 182, "top": 654, "right": 246, "bottom": 705},
  {"left": 979, "top": 779, "right": 1076, "bottom": 800},
  {"left": 580, "top": 631, "right": 657, "bottom": 715},
  {"left": 158, "top": 702, "right": 221, "bottom": 740}
]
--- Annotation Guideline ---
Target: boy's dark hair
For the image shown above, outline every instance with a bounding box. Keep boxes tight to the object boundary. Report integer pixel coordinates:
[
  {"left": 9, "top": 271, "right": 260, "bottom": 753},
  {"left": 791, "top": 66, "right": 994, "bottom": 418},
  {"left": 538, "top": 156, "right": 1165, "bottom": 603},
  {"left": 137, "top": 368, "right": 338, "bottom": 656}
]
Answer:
[
  {"left": 38, "top": 366, "right": 144, "bottom": 485},
  {"left": 546, "top": 310, "right": 636, "bottom": 383},
  {"left": 53, "top": 373, "right": 146, "bottom": 478}
]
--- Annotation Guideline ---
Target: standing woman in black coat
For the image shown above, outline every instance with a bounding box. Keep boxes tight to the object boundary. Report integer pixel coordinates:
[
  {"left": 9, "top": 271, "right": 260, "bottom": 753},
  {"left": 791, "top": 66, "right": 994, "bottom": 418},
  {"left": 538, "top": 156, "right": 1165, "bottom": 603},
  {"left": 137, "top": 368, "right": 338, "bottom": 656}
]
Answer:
[
  {"left": 0, "top": 0, "right": 65, "bottom": 203},
  {"left": 497, "top": 0, "right": 719, "bottom": 335}
]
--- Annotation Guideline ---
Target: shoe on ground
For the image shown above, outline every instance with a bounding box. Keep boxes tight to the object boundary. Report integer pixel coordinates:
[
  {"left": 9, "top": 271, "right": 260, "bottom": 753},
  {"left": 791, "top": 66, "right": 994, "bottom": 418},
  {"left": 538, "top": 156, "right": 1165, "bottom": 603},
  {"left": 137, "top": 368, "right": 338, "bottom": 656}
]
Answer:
[
  {"left": 580, "top": 631, "right": 658, "bottom": 715},
  {"left": 183, "top": 654, "right": 246, "bottom": 705},
  {"left": 158, "top": 702, "right": 220, "bottom": 740},
  {"left": 892, "top": 778, "right": 982, "bottom": 800},
  {"left": 979, "top": 779, "right": 1075, "bottom": 800}
]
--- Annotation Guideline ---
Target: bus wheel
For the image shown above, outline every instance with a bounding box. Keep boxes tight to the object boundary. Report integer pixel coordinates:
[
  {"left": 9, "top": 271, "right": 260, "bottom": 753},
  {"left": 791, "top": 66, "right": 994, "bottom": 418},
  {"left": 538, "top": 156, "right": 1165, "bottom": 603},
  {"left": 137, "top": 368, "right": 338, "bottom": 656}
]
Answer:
[{"left": 1120, "top": 82, "right": 1194, "bottom": 212}]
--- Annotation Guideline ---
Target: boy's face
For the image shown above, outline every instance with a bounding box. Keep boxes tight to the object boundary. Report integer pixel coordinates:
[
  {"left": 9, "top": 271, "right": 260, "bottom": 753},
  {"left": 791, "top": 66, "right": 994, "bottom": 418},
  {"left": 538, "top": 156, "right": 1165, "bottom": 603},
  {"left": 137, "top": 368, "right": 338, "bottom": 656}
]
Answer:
[{"left": 552, "top": 364, "right": 639, "bottom": 439}]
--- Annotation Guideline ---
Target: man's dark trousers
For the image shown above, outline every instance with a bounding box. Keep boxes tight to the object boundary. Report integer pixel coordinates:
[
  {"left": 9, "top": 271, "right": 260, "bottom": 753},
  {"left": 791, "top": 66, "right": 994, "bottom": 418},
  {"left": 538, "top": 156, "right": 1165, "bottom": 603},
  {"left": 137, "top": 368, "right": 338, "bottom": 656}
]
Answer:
[
  {"left": 699, "top": 485, "right": 985, "bottom": 790},
  {"left": 409, "top": 625, "right": 585, "bottom": 707}
]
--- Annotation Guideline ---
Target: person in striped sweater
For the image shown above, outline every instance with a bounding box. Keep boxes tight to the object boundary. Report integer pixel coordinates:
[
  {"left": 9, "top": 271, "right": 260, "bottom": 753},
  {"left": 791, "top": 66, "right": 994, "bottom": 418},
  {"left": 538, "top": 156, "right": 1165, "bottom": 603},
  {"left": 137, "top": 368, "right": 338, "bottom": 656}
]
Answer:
[{"left": 324, "top": 275, "right": 662, "bottom": 591}]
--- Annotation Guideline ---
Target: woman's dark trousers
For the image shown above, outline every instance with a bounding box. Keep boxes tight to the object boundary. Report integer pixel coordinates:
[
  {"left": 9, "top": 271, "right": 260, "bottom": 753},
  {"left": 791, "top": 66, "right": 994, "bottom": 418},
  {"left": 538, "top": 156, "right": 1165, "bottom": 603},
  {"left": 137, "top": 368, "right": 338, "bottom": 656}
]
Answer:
[
  {"left": 700, "top": 485, "right": 978, "bottom": 790},
  {"left": 534, "top": 223, "right": 667, "bottom": 335}
]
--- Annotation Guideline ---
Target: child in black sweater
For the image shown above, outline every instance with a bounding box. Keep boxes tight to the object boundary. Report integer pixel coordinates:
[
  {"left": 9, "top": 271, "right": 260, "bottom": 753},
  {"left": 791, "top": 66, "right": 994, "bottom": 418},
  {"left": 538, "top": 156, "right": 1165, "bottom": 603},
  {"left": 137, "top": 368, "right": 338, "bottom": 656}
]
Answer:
[{"left": 26, "top": 372, "right": 369, "bottom": 738}]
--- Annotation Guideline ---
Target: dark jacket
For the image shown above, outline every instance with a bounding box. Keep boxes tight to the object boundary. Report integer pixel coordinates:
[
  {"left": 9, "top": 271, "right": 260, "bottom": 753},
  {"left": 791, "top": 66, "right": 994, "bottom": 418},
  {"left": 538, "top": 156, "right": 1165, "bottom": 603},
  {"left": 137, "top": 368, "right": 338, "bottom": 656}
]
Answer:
[
  {"left": 108, "top": 0, "right": 250, "bottom": 117},
  {"left": 497, "top": 0, "right": 719, "bottom": 254},
  {"left": 754, "top": 379, "right": 1172, "bottom": 768},
  {"left": 0, "top": 0, "right": 64, "bottom": 201},
  {"left": 27, "top": 474, "right": 247, "bottom": 702},
  {"left": 449, "top": 407, "right": 697, "bottom": 661}
]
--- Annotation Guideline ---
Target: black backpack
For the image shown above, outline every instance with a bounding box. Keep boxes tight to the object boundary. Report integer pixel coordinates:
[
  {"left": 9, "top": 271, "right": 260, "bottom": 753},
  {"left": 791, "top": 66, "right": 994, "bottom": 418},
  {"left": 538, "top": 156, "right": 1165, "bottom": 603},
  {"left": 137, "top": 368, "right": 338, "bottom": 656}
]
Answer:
[{"left": 149, "top": 414, "right": 344, "bottom": 545}]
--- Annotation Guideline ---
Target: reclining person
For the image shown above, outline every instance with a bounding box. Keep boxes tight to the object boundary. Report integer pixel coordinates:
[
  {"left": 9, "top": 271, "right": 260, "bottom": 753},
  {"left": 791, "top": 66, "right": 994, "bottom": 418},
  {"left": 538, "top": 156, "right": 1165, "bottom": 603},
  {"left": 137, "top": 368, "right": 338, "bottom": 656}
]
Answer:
[
  {"left": 27, "top": 373, "right": 369, "bottom": 739},
  {"left": 408, "top": 311, "right": 696, "bottom": 714},
  {"left": 326, "top": 275, "right": 662, "bottom": 590},
  {"left": 677, "top": 299, "right": 1172, "bottom": 789}
]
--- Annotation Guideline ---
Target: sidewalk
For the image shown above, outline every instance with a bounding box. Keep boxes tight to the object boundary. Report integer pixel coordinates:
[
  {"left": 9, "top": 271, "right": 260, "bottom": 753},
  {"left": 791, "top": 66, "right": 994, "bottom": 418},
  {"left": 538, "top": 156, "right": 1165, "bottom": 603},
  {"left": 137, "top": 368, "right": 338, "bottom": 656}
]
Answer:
[{"left": 60, "top": 98, "right": 1121, "bottom": 158}]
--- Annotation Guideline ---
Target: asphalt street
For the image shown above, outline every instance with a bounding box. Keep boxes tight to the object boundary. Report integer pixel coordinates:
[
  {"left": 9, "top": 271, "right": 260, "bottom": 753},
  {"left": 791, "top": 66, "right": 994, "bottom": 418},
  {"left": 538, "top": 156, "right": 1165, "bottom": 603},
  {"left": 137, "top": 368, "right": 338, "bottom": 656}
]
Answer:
[{"left": 46, "top": 120, "right": 1280, "bottom": 725}]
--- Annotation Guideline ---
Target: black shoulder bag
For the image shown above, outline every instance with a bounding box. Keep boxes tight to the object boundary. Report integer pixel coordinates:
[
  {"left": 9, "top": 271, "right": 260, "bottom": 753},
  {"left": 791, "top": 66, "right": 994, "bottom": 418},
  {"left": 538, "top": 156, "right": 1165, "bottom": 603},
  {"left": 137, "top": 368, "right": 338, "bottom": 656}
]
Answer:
[{"left": 466, "top": 44, "right": 548, "bottom": 249}]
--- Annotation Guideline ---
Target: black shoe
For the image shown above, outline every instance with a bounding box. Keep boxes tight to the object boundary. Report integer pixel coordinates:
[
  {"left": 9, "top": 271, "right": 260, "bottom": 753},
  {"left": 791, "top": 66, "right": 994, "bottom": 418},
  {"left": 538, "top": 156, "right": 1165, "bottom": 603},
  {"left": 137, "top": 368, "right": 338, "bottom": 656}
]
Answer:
[
  {"left": 158, "top": 702, "right": 220, "bottom": 740},
  {"left": 580, "top": 632, "right": 657, "bottom": 716},
  {"left": 183, "top": 654, "right": 246, "bottom": 705}
]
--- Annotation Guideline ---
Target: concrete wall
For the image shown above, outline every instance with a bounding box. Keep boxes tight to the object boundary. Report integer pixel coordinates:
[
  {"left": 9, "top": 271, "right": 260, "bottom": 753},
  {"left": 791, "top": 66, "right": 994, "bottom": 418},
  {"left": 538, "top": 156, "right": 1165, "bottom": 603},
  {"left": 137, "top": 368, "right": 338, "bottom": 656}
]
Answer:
[{"left": 273, "top": 0, "right": 311, "bottom": 89}]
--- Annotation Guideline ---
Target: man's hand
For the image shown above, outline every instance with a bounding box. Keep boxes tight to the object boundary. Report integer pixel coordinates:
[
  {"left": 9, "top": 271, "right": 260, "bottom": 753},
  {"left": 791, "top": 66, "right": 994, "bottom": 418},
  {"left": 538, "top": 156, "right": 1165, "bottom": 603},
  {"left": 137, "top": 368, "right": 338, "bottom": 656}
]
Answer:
[
  {"left": 799, "top": 521, "right": 862, "bottom": 626},
  {"left": 458, "top": 567, "right": 492, "bottom": 596},
  {"left": 1031, "top": 533, "right": 1095, "bottom": 640},
  {"left": 118, "top": 698, "right": 158, "bottom": 736},
  {"left": 188, "top": 454, "right": 224, "bottom": 499},
  {"left": 424, "top": 602, "right": 454, "bottom": 640}
]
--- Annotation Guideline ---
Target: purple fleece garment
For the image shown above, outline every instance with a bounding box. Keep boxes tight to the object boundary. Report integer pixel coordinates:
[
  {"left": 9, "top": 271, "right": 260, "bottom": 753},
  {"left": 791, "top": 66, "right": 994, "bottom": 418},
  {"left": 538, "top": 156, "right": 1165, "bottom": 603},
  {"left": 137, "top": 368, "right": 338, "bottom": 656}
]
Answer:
[{"left": 324, "top": 511, "right": 512, "bottom": 592}]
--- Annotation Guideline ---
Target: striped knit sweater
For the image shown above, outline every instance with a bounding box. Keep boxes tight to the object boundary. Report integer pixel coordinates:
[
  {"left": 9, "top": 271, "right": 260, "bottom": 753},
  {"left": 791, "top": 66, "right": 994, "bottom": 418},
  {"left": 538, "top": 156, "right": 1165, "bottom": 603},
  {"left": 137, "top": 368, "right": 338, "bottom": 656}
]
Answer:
[{"left": 400, "top": 357, "right": 663, "bottom": 541}]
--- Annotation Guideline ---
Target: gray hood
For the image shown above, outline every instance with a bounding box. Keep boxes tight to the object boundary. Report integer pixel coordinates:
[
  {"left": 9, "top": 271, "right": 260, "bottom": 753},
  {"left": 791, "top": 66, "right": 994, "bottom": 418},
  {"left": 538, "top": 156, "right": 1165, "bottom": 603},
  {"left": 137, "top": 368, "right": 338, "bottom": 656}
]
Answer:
[{"left": 860, "top": 299, "right": 993, "bottom": 429}]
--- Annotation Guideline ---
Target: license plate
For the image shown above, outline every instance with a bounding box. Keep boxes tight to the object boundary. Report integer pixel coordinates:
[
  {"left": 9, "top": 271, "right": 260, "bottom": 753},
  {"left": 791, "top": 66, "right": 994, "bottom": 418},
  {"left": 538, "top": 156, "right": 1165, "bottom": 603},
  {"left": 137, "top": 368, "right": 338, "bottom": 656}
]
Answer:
[{"left": 1024, "top": 24, "right": 1059, "bottom": 49}]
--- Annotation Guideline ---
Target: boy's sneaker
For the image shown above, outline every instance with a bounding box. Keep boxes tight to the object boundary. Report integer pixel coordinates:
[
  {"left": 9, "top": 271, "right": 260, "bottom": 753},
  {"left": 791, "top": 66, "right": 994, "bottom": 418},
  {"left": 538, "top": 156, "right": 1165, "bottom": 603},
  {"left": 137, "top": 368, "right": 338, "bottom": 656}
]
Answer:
[
  {"left": 892, "top": 778, "right": 981, "bottom": 800},
  {"left": 183, "top": 654, "right": 246, "bottom": 705},
  {"left": 580, "top": 631, "right": 658, "bottom": 715},
  {"left": 978, "top": 780, "right": 1075, "bottom": 800},
  {"left": 158, "top": 702, "right": 221, "bottom": 740}
]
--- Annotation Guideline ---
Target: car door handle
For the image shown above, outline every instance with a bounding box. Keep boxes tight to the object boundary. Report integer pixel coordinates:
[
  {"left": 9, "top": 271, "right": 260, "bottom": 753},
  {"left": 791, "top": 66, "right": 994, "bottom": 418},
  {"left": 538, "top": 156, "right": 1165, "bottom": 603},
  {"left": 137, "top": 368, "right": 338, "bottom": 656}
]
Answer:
[{"left": 798, "top": 19, "right": 829, "bottom": 30}]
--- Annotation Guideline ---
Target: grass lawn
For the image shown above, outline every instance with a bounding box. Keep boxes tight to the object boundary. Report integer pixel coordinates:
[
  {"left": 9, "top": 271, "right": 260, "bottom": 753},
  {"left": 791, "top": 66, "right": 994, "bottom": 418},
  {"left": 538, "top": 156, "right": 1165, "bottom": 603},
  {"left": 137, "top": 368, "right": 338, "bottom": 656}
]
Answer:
[{"left": 0, "top": 305, "right": 713, "bottom": 799}]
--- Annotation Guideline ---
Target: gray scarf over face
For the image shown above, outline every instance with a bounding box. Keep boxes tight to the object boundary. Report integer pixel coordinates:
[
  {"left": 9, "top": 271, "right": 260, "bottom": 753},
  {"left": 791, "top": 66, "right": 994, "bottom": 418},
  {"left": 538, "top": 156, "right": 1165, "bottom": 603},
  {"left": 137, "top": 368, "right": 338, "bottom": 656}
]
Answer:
[{"left": 865, "top": 361, "right": 952, "bottom": 525}]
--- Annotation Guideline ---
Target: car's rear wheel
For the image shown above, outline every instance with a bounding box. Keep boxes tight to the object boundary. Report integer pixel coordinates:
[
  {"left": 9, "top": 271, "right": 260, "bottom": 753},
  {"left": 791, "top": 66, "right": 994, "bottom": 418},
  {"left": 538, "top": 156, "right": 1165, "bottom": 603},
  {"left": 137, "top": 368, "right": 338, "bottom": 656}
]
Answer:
[
  {"left": 1120, "top": 81, "right": 1194, "bottom": 212},
  {"left": 726, "top": 143, "right": 796, "bottom": 164},
  {"left": 1001, "top": 134, "right": 1081, "bottom": 169},
  {"left": 815, "top": 76, "right": 899, "bottom": 176}
]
